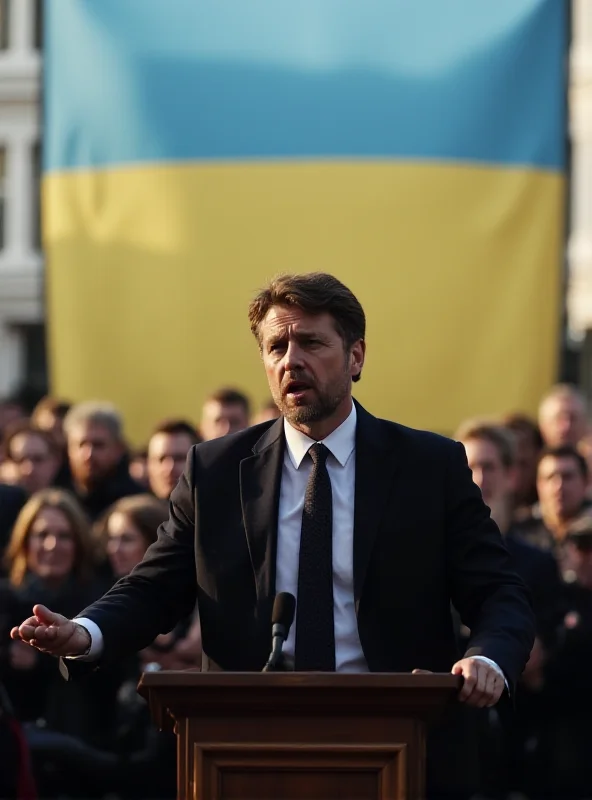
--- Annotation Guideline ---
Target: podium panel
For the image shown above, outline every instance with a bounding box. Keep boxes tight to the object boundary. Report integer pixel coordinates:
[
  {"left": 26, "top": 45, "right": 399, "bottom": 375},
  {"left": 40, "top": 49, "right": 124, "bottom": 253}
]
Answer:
[
  {"left": 196, "top": 744, "right": 405, "bottom": 800},
  {"left": 139, "top": 672, "right": 459, "bottom": 800}
]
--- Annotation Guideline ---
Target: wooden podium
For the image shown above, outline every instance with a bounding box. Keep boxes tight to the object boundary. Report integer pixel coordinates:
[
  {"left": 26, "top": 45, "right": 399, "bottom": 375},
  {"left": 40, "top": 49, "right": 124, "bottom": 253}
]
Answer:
[{"left": 139, "top": 672, "right": 460, "bottom": 800}]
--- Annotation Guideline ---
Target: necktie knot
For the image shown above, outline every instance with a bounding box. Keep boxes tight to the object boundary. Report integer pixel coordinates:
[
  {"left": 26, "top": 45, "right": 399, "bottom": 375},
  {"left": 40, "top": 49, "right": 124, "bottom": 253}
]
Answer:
[{"left": 308, "top": 442, "right": 329, "bottom": 467}]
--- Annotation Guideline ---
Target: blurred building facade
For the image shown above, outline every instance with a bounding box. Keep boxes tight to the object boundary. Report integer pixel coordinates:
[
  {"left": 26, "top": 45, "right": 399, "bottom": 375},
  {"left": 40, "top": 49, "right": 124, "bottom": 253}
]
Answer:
[{"left": 0, "top": 0, "right": 44, "bottom": 401}]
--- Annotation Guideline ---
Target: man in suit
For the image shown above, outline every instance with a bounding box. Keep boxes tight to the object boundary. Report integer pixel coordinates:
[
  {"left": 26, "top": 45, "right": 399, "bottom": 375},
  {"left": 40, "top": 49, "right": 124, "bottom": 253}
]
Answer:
[{"left": 11, "top": 273, "right": 534, "bottom": 797}]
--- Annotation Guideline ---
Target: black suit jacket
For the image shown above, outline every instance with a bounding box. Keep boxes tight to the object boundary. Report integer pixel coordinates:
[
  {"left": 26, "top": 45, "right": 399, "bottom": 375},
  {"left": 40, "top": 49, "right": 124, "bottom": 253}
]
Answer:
[{"left": 73, "top": 402, "right": 534, "bottom": 691}]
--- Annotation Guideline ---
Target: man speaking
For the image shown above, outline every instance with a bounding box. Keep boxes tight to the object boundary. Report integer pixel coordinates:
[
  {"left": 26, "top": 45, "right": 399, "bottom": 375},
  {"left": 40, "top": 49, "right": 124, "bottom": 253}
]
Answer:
[{"left": 12, "top": 273, "right": 534, "bottom": 797}]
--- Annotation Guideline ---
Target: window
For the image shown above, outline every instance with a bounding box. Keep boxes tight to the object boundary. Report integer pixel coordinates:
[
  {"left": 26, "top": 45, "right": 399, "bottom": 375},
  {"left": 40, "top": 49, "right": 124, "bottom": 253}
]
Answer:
[
  {"left": 0, "top": 146, "right": 6, "bottom": 251},
  {"left": 32, "top": 141, "right": 41, "bottom": 250},
  {"left": 34, "top": 0, "right": 42, "bottom": 49},
  {"left": 18, "top": 323, "right": 48, "bottom": 395},
  {"left": 0, "top": 0, "right": 9, "bottom": 50}
]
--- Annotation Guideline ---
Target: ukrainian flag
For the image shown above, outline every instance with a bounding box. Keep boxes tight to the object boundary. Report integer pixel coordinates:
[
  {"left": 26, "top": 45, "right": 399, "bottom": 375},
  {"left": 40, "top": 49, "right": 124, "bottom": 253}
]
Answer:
[{"left": 44, "top": 0, "right": 567, "bottom": 443}]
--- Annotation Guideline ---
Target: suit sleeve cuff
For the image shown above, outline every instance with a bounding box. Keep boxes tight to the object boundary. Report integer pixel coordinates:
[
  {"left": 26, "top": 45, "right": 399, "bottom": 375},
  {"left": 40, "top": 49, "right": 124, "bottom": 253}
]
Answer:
[
  {"left": 472, "top": 655, "right": 509, "bottom": 692},
  {"left": 66, "top": 617, "right": 104, "bottom": 661}
]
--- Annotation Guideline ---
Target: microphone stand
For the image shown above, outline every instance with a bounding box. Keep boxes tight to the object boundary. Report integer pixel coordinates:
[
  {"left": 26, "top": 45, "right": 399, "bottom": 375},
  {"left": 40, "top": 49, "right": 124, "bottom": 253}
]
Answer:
[{"left": 262, "top": 626, "right": 294, "bottom": 672}]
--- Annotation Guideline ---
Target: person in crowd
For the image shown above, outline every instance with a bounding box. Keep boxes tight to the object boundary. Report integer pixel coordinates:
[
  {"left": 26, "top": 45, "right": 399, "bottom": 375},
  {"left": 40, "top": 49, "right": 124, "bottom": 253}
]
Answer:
[
  {"left": 1, "top": 422, "right": 61, "bottom": 497},
  {"left": 199, "top": 387, "right": 250, "bottom": 440},
  {"left": 501, "top": 412, "right": 543, "bottom": 517},
  {"left": 457, "top": 421, "right": 563, "bottom": 641},
  {"left": 539, "top": 517, "right": 592, "bottom": 799},
  {"left": 0, "top": 678, "right": 37, "bottom": 800},
  {"left": 0, "top": 395, "right": 28, "bottom": 441},
  {"left": 0, "top": 483, "right": 27, "bottom": 569},
  {"left": 146, "top": 420, "right": 201, "bottom": 501},
  {"left": 31, "top": 397, "right": 71, "bottom": 454},
  {"left": 62, "top": 402, "right": 143, "bottom": 521},
  {"left": 457, "top": 420, "right": 566, "bottom": 796},
  {"left": 1, "top": 490, "right": 112, "bottom": 752},
  {"left": 99, "top": 493, "right": 202, "bottom": 672},
  {"left": 514, "top": 445, "right": 591, "bottom": 557},
  {"left": 538, "top": 384, "right": 589, "bottom": 449},
  {"left": 13, "top": 272, "right": 535, "bottom": 800},
  {"left": 251, "top": 397, "right": 282, "bottom": 425},
  {"left": 128, "top": 446, "right": 149, "bottom": 489}
]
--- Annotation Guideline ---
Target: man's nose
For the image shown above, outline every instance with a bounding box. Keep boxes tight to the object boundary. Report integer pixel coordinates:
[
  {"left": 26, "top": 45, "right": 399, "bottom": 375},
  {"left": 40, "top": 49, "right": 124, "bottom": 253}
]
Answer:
[
  {"left": 283, "top": 341, "right": 305, "bottom": 371},
  {"left": 163, "top": 456, "right": 176, "bottom": 474}
]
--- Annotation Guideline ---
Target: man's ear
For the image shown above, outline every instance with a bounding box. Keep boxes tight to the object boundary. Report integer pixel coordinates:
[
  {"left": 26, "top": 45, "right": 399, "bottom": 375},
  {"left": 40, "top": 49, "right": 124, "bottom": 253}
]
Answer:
[{"left": 350, "top": 339, "right": 366, "bottom": 380}]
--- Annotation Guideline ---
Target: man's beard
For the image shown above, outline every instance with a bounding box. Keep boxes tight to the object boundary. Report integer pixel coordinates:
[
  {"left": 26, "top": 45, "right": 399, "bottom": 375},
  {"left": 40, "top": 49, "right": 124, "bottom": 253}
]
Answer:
[{"left": 275, "top": 370, "right": 350, "bottom": 427}]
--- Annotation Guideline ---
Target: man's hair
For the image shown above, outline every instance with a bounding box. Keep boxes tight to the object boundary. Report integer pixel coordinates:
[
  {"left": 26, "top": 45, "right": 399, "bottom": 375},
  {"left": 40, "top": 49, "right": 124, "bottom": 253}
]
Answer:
[
  {"left": 150, "top": 418, "right": 202, "bottom": 444},
  {"left": 455, "top": 419, "right": 515, "bottom": 469},
  {"left": 539, "top": 383, "right": 588, "bottom": 412},
  {"left": 247, "top": 272, "right": 366, "bottom": 383},
  {"left": 63, "top": 401, "right": 124, "bottom": 442},
  {"left": 205, "top": 388, "right": 250, "bottom": 416},
  {"left": 31, "top": 396, "right": 72, "bottom": 422},
  {"left": 538, "top": 445, "right": 589, "bottom": 480},
  {"left": 2, "top": 421, "right": 59, "bottom": 460},
  {"left": 501, "top": 413, "right": 544, "bottom": 450}
]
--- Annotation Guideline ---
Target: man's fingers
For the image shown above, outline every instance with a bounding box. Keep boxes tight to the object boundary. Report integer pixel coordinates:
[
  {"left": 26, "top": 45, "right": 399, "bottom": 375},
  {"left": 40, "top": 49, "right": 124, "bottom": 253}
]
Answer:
[
  {"left": 482, "top": 671, "right": 499, "bottom": 708},
  {"left": 11, "top": 617, "right": 39, "bottom": 641},
  {"left": 32, "top": 604, "right": 62, "bottom": 626},
  {"left": 453, "top": 661, "right": 477, "bottom": 700},
  {"left": 453, "top": 659, "right": 505, "bottom": 707}
]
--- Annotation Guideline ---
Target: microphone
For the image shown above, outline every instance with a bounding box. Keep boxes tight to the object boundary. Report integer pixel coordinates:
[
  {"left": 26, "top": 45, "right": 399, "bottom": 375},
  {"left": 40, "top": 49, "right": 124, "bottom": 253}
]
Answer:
[{"left": 262, "top": 592, "right": 296, "bottom": 672}]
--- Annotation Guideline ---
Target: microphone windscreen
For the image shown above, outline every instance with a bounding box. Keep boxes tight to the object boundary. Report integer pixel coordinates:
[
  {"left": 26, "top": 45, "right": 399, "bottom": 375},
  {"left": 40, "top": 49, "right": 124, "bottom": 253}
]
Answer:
[{"left": 272, "top": 592, "right": 296, "bottom": 630}]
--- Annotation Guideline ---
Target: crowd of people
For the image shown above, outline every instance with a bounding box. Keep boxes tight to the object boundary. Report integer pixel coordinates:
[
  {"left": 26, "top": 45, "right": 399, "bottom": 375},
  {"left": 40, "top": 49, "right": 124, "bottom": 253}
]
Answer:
[{"left": 0, "top": 381, "right": 590, "bottom": 799}]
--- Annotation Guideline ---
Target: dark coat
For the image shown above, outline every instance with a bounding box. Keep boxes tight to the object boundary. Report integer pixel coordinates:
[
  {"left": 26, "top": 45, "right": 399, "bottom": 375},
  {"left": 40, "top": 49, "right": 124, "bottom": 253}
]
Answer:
[
  {"left": 0, "top": 484, "right": 27, "bottom": 570},
  {"left": 65, "top": 457, "right": 143, "bottom": 521}
]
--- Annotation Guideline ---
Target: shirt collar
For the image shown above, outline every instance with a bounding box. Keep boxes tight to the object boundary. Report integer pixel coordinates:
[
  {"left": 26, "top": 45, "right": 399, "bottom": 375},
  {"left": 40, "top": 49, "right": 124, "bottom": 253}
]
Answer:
[{"left": 283, "top": 403, "right": 357, "bottom": 469}]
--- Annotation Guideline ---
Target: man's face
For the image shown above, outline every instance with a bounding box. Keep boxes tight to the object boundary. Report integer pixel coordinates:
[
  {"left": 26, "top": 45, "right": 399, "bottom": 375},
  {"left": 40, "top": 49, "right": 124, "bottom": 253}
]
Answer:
[
  {"left": 200, "top": 401, "right": 249, "bottom": 441},
  {"left": 147, "top": 432, "right": 194, "bottom": 499},
  {"left": 9, "top": 432, "right": 59, "bottom": 495},
  {"left": 539, "top": 396, "right": 588, "bottom": 448},
  {"left": 463, "top": 437, "right": 513, "bottom": 508},
  {"left": 67, "top": 422, "right": 124, "bottom": 487},
  {"left": 537, "top": 455, "right": 587, "bottom": 522},
  {"left": 259, "top": 305, "right": 364, "bottom": 429}
]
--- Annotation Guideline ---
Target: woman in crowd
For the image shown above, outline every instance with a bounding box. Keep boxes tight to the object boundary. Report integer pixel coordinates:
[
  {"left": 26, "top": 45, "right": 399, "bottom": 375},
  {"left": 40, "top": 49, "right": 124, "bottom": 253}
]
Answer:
[
  {"left": 101, "top": 494, "right": 202, "bottom": 671},
  {"left": 0, "top": 489, "right": 116, "bottom": 797},
  {"left": 2, "top": 489, "right": 111, "bottom": 734}
]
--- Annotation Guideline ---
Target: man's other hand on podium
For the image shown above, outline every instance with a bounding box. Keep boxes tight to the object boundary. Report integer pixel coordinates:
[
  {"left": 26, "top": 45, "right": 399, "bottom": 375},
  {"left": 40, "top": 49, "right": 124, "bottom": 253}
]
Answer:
[{"left": 413, "top": 656, "right": 505, "bottom": 708}]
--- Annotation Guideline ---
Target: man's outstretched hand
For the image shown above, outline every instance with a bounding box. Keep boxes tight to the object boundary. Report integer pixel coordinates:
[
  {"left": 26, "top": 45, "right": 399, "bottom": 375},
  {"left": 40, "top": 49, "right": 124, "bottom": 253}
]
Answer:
[
  {"left": 413, "top": 656, "right": 505, "bottom": 708},
  {"left": 10, "top": 604, "right": 91, "bottom": 657}
]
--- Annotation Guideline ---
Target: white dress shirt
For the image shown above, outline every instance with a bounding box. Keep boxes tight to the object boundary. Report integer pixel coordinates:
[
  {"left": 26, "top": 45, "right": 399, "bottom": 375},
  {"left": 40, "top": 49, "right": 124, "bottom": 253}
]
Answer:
[
  {"left": 276, "top": 403, "right": 368, "bottom": 672},
  {"left": 74, "top": 403, "right": 505, "bottom": 684}
]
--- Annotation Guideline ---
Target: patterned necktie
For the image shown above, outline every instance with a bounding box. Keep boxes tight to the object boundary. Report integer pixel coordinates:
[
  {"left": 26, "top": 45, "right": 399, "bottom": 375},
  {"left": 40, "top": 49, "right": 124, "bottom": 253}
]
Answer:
[{"left": 295, "top": 442, "right": 336, "bottom": 671}]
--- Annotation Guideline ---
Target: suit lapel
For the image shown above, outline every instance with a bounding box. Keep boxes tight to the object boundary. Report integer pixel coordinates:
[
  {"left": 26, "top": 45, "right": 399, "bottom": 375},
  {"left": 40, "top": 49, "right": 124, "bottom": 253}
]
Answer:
[
  {"left": 239, "top": 418, "right": 285, "bottom": 618},
  {"left": 353, "top": 402, "right": 399, "bottom": 606}
]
